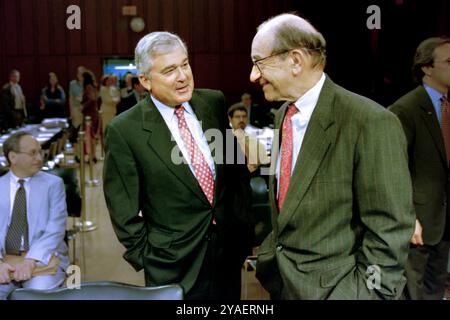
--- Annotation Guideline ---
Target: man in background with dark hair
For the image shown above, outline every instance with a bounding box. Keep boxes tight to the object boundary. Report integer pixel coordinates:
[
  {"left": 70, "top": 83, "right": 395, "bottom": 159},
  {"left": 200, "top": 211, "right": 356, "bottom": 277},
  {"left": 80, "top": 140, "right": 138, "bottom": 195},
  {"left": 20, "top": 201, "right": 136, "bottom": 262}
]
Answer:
[
  {"left": 389, "top": 36, "right": 450, "bottom": 300},
  {"left": 116, "top": 76, "right": 147, "bottom": 115}
]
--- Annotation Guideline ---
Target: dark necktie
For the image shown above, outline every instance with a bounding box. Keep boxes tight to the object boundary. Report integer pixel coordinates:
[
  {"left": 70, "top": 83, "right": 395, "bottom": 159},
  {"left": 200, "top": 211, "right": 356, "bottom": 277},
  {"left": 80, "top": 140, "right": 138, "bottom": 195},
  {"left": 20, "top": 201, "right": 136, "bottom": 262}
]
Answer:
[
  {"left": 5, "top": 179, "right": 29, "bottom": 255},
  {"left": 278, "top": 104, "right": 298, "bottom": 211},
  {"left": 440, "top": 96, "right": 450, "bottom": 166},
  {"left": 174, "top": 106, "right": 215, "bottom": 206}
]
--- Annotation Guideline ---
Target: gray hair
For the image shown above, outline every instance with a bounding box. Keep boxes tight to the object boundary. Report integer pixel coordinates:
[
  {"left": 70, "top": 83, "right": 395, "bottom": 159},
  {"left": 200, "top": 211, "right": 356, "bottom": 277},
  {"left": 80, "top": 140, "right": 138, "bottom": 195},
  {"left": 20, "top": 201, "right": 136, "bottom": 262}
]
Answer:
[
  {"left": 258, "top": 13, "right": 327, "bottom": 69},
  {"left": 3, "top": 131, "right": 32, "bottom": 165},
  {"left": 135, "top": 31, "right": 188, "bottom": 78}
]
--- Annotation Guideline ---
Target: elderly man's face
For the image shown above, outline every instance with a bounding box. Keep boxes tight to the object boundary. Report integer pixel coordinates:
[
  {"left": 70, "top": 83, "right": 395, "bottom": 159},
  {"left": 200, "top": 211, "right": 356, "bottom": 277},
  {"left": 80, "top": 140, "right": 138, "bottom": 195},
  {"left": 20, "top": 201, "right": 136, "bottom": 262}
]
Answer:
[
  {"left": 250, "top": 32, "right": 292, "bottom": 102},
  {"left": 142, "top": 46, "right": 194, "bottom": 107},
  {"left": 9, "top": 135, "right": 43, "bottom": 178}
]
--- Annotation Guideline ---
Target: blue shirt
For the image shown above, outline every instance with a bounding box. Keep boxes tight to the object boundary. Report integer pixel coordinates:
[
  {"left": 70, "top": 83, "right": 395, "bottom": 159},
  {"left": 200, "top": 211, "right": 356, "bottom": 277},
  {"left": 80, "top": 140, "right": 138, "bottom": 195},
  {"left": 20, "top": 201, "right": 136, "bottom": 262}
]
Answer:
[{"left": 424, "top": 84, "right": 445, "bottom": 125}]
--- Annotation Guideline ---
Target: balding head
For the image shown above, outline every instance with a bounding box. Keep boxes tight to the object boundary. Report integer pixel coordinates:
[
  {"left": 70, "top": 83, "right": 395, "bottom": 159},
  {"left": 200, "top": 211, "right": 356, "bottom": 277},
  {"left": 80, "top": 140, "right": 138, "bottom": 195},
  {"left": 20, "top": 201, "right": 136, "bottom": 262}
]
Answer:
[
  {"left": 255, "top": 13, "right": 326, "bottom": 69},
  {"left": 250, "top": 13, "right": 327, "bottom": 101}
]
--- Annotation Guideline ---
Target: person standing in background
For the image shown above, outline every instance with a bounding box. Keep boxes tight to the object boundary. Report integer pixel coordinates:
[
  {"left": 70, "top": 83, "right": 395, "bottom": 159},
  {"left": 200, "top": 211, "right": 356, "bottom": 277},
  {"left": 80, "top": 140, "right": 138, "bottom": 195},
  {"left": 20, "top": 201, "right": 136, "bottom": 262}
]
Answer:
[
  {"left": 1, "top": 70, "right": 27, "bottom": 129},
  {"left": 99, "top": 74, "right": 120, "bottom": 134},
  {"left": 389, "top": 36, "right": 450, "bottom": 300},
  {"left": 40, "top": 72, "right": 66, "bottom": 118},
  {"left": 69, "top": 66, "right": 85, "bottom": 130}
]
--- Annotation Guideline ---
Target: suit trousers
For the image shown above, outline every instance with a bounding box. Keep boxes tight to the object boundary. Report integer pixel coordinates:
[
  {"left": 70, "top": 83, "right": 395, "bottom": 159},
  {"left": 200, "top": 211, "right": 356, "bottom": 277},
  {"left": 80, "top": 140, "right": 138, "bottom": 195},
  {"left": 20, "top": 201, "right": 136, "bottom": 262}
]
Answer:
[
  {"left": 404, "top": 240, "right": 450, "bottom": 300},
  {"left": 185, "top": 225, "right": 223, "bottom": 300},
  {"left": 0, "top": 267, "right": 65, "bottom": 300}
]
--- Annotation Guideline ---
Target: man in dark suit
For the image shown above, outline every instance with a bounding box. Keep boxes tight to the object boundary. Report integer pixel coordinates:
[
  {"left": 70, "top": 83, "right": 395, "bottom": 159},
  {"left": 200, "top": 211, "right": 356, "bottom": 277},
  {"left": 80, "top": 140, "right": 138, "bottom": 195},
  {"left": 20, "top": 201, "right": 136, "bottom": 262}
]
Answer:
[
  {"left": 240, "top": 93, "right": 271, "bottom": 128},
  {"left": 1, "top": 70, "right": 27, "bottom": 129},
  {"left": 389, "top": 37, "right": 450, "bottom": 300},
  {"left": 116, "top": 76, "right": 147, "bottom": 115},
  {"left": 103, "top": 31, "right": 248, "bottom": 300},
  {"left": 250, "top": 13, "right": 415, "bottom": 299}
]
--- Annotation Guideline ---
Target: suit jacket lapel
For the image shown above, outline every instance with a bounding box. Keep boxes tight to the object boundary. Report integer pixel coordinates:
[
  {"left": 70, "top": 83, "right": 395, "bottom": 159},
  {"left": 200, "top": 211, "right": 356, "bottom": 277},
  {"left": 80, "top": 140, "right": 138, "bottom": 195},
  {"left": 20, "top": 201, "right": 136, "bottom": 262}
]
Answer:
[
  {"left": 28, "top": 172, "right": 44, "bottom": 240},
  {"left": 0, "top": 173, "right": 11, "bottom": 252},
  {"left": 276, "top": 77, "right": 335, "bottom": 234},
  {"left": 416, "top": 86, "right": 447, "bottom": 166},
  {"left": 189, "top": 91, "right": 224, "bottom": 204},
  {"left": 141, "top": 95, "right": 211, "bottom": 205}
]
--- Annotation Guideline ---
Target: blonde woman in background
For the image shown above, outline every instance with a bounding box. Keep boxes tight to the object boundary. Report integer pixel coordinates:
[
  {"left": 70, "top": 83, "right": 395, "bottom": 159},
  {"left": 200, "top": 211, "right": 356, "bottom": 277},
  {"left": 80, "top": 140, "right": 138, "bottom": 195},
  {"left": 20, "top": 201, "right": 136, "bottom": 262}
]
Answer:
[{"left": 99, "top": 74, "right": 120, "bottom": 134}]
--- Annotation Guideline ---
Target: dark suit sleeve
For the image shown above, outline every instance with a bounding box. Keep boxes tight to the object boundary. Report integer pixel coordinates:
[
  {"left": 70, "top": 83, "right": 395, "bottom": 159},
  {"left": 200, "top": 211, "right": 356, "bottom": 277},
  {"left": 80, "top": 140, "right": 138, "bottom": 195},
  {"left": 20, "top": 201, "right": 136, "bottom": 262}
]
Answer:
[
  {"left": 103, "top": 123, "right": 146, "bottom": 271},
  {"left": 388, "top": 103, "right": 415, "bottom": 160},
  {"left": 353, "top": 110, "right": 415, "bottom": 299}
]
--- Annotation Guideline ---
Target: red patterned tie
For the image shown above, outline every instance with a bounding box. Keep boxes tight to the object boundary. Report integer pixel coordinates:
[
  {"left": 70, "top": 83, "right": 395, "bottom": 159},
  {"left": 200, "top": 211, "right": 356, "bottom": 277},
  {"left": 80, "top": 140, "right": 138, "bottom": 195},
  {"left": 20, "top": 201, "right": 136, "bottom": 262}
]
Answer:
[
  {"left": 441, "top": 96, "right": 450, "bottom": 166},
  {"left": 175, "top": 106, "right": 215, "bottom": 206},
  {"left": 278, "top": 104, "right": 298, "bottom": 211}
]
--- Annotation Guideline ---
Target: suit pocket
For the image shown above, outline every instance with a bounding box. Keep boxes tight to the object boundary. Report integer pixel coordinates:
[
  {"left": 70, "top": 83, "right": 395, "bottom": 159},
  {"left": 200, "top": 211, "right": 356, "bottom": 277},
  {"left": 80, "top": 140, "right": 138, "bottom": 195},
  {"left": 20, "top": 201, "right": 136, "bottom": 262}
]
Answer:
[
  {"left": 319, "top": 255, "right": 356, "bottom": 288},
  {"left": 148, "top": 229, "right": 173, "bottom": 248}
]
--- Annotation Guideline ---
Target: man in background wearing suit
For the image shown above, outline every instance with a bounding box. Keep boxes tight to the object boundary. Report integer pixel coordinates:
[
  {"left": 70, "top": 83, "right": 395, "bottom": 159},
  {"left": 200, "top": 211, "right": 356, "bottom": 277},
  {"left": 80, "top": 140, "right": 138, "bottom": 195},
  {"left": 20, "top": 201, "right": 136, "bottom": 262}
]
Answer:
[
  {"left": 0, "top": 132, "right": 69, "bottom": 299},
  {"left": 116, "top": 76, "right": 147, "bottom": 115},
  {"left": 103, "top": 31, "right": 249, "bottom": 300},
  {"left": 389, "top": 37, "right": 450, "bottom": 300},
  {"left": 250, "top": 13, "right": 415, "bottom": 299},
  {"left": 1, "top": 70, "right": 27, "bottom": 129}
]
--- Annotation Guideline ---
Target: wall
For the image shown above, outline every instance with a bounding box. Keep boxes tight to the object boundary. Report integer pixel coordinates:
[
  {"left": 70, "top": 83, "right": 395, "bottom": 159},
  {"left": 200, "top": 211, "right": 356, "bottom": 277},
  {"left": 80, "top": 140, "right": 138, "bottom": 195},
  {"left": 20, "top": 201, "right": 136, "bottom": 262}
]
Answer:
[{"left": 0, "top": 0, "right": 293, "bottom": 111}]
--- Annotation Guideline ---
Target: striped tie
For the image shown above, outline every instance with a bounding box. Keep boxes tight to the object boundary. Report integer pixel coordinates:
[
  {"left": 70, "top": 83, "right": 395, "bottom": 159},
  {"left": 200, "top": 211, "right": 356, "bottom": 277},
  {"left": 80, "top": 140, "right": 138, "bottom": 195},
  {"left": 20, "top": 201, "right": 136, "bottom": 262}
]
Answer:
[
  {"left": 278, "top": 104, "right": 298, "bottom": 211},
  {"left": 174, "top": 106, "right": 215, "bottom": 206},
  {"left": 5, "top": 179, "right": 29, "bottom": 255}
]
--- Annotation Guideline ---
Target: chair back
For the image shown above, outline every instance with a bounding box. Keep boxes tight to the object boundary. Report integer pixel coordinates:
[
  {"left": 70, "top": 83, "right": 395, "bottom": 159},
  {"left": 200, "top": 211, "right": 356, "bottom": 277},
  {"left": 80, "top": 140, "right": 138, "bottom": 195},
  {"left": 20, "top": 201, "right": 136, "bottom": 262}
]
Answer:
[
  {"left": 250, "top": 177, "right": 272, "bottom": 246},
  {"left": 8, "top": 281, "right": 184, "bottom": 300}
]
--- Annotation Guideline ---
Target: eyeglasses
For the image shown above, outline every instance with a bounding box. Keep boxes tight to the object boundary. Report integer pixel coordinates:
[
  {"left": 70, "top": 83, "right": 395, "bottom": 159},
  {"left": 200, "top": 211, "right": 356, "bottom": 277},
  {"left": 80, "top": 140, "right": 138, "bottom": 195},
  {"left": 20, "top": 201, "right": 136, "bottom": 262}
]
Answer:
[
  {"left": 15, "top": 149, "right": 44, "bottom": 158},
  {"left": 252, "top": 50, "right": 291, "bottom": 74}
]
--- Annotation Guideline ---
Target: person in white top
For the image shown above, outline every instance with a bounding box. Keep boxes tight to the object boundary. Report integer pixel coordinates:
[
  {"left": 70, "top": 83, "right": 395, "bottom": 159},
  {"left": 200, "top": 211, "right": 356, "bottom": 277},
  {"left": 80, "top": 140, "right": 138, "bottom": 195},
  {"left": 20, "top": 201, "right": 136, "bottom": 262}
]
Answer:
[{"left": 100, "top": 74, "right": 121, "bottom": 134}]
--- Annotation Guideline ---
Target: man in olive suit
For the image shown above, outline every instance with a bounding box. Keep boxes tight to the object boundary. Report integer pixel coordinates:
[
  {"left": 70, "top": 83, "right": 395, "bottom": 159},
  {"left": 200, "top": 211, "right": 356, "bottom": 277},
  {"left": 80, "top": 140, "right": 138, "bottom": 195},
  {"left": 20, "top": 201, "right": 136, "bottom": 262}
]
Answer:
[{"left": 250, "top": 13, "right": 415, "bottom": 300}]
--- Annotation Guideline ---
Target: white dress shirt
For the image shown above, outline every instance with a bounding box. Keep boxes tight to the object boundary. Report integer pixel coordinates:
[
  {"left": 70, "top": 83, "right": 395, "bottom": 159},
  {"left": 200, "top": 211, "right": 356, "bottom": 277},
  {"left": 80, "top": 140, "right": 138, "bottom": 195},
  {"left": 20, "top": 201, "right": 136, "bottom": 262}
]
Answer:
[
  {"left": 151, "top": 95, "right": 216, "bottom": 179},
  {"left": 276, "top": 73, "right": 326, "bottom": 196}
]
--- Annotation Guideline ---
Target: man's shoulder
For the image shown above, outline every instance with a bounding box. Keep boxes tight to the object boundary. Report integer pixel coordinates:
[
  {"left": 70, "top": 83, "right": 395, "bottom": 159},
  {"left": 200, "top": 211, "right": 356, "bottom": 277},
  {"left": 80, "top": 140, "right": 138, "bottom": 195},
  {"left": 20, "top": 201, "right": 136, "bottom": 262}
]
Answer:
[
  {"left": 34, "top": 171, "right": 64, "bottom": 185},
  {"left": 331, "top": 81, "right": 387, "bottom": 116},
  {"left": 193, "top": 88, "right": 225, "bottom": 100},
  {"left": 109, "top": 98, "right": 145, "bottom": 128},
  {"left": 388, "top": 86, "right": 426, "bottom": 112}
]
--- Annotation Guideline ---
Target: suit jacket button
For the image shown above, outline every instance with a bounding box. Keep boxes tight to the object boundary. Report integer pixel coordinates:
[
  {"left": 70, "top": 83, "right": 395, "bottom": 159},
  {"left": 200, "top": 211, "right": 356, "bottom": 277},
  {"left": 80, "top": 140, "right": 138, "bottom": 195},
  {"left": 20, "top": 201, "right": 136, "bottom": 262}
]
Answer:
[{"left": 276, "top": 244, "right": 283, "bottom": 251}]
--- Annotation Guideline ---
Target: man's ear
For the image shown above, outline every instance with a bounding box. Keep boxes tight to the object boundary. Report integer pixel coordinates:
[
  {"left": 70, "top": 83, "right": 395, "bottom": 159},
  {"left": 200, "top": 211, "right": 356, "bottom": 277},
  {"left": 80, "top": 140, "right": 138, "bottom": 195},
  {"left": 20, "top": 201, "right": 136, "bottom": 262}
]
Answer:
[
  {"left": 290, "top": 49, "right": 304, "bottom": 75},
  {"left": 139, "top": 74, "right": 151, "bottom": 92},
  {"left": 8, "top": 151, "right": 17, "bottom": 166},
  {"left": 421, "top": 65, "right": 433, "bottom": 77}
]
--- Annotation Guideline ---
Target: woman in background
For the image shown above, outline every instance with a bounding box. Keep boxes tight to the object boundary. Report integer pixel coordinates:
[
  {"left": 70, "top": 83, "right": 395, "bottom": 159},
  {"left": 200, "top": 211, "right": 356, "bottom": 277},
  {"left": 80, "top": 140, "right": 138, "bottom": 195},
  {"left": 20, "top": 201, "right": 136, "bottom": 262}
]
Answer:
[{"left": 40, "top": 72, "right": 66, "bottom": 118}]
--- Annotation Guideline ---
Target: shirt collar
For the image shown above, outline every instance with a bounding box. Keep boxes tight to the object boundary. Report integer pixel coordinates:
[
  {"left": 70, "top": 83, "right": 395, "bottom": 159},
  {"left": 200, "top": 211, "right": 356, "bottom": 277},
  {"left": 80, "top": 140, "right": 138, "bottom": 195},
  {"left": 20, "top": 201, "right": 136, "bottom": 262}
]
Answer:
[
  {"left": 9, "top": 171, "right": 31, "bottom": 185},
  {"left": 424, "top": 83, "right": 446, "bottom": 105},
  {"left": 292, "top": 73, "right": 326, "bottom": 116},
  {"left": 150, "top": 95, "right": 194, "bottom": 121}
]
